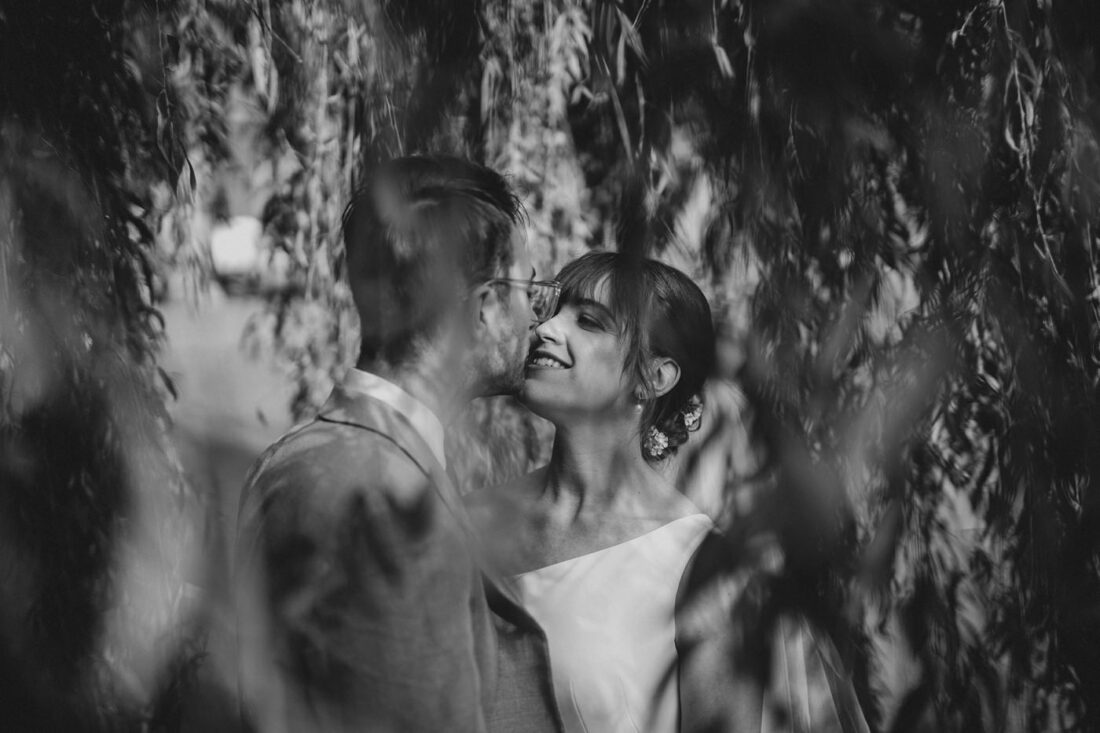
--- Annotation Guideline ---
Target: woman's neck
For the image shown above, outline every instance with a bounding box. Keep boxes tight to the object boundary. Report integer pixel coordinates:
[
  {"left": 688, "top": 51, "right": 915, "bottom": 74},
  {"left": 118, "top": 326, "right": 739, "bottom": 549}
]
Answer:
[{"left": 542, "top": 419, "right": 656, "bottom": 518}]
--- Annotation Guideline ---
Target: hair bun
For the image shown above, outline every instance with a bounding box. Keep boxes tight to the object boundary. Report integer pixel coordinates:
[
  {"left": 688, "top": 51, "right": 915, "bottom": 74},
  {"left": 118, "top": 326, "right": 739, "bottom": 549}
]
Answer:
[{"left": 645, "top": 394, "right": 704, "bottom": 460}]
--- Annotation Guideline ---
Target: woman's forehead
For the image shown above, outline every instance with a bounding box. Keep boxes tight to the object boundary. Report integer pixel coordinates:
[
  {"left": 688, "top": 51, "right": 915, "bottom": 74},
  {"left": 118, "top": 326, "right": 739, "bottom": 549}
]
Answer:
[{"left": 562, "top": 272, "right": 612, "bottom": 304}]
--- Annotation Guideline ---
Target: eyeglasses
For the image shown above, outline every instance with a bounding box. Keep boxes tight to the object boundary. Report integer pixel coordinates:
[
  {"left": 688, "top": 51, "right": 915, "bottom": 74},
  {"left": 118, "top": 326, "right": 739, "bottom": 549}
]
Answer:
[{"left": 485, "top": 278, "right": 561, "bottom": 323}]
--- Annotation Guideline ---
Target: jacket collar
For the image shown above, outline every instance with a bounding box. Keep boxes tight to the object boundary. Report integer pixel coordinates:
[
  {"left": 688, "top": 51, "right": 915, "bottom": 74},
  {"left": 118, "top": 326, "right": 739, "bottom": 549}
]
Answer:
[
  {"left": 316, "top": 378, "right": 461, "bottom": 523},
  {"left": 337, "top": 368, "right": 447, "bottom": 469}
]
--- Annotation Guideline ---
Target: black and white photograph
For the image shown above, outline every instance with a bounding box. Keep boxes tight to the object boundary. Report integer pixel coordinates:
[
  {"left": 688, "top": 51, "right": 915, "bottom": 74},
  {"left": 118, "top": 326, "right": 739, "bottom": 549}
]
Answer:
[{"left": 2, "top": 1, "right": 1099, "bottom": 731}]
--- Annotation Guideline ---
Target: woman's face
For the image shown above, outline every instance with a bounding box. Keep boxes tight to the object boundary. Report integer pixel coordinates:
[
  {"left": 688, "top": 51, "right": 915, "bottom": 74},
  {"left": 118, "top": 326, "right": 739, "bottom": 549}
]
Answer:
[{"left": 520, "top": 279, "right": 636, "bottom": 423}]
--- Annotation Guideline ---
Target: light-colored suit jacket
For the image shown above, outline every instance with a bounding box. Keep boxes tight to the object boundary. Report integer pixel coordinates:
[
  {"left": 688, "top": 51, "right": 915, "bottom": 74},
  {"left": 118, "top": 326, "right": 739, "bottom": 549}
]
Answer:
[{"left": 235, "top": 384, "right": 562, "bottom": 732}]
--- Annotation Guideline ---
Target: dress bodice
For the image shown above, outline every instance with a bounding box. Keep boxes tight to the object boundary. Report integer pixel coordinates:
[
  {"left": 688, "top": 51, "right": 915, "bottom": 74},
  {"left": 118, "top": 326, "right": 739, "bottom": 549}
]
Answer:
[{"left": 515, "top": 514, "right": 713, "bottom": 733}]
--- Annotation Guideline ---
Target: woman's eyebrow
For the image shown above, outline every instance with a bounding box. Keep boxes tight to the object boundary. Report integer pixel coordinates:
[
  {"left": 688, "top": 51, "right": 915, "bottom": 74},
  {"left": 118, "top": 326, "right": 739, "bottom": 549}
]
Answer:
[{"left": 571, "top": 297, "right": 616, "bottom": 321}]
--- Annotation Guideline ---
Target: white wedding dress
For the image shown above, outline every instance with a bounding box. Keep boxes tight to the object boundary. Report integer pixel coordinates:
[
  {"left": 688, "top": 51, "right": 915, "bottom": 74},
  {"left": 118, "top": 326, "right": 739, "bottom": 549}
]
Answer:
[{"left": 515, "top": 514, "right": 713, "bottom": 733}]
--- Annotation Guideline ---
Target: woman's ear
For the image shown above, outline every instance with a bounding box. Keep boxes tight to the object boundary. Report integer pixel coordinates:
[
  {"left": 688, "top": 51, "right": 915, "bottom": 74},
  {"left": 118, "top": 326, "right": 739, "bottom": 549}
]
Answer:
[{"left": 648, "top": 357, "right": 681, "bottom": 399}]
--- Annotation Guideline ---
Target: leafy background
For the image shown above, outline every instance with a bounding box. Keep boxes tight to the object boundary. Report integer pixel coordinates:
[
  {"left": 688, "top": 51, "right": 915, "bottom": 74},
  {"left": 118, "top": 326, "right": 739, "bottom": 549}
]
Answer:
[{"left": 2, "top": 0, "right": 1099, "bottom": 731}]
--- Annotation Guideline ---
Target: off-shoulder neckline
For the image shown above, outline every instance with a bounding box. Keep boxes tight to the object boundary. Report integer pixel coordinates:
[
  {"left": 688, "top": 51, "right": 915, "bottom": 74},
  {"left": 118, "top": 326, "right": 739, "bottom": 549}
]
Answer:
[{"left": 514, "top": 513, "right": 712, "bottom": 578}]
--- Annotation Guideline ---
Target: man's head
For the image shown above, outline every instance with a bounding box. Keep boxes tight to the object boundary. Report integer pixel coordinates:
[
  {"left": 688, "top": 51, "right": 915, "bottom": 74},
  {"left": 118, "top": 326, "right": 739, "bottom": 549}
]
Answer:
[{"left": 341, "top": 155, "right": 535, "bottom": 396}]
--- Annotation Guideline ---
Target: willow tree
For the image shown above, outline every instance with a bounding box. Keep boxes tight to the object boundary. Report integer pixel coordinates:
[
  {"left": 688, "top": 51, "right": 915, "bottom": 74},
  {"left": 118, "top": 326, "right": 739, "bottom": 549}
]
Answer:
[
  {"left": 0, "top": 1, "right": 207, "bottom": 730},
  {"left": 573, "top": 1, "right": 1100, "bottom": 730},
  {"left": 186, "top": 0, "right": 1100, "bottom": 730},
  {"left": 199, "top": 0, "right": 600, "bottom": 489}
]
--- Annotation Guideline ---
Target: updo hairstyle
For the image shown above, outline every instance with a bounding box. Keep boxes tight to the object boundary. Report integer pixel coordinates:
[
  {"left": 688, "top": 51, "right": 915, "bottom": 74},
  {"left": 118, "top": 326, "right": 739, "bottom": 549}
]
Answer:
[{"left": 554, "top": 251, "right": 716, "bottom": 460}]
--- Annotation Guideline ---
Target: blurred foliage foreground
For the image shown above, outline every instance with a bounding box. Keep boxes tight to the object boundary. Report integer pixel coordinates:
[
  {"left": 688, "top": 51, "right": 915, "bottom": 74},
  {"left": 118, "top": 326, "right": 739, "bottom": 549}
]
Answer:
[{"left": 3, "top": 0, "right": 1100, "bottom": 731}]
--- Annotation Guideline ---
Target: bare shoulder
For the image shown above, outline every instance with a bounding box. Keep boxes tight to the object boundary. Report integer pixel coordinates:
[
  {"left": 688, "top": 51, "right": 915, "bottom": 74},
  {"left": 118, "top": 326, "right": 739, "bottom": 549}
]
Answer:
[
  {"left": 641, "top": 474, "right": 710, "bottom": 523},
  {"left": 666, "top": 487, "right": 709, "bottom": 520}
]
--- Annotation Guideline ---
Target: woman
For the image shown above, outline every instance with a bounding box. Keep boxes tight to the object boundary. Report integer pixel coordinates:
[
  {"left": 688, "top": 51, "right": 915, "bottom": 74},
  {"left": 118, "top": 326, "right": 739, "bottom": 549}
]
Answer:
[{"left": 467, "top": 251, "right": 716, "bottom": 732}]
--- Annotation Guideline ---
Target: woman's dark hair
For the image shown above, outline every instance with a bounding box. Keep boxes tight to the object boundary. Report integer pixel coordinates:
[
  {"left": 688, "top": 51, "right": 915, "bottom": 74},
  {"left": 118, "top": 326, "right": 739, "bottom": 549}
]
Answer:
[{"left": 554, "top": 251, "right": 716, "bottom": 460}]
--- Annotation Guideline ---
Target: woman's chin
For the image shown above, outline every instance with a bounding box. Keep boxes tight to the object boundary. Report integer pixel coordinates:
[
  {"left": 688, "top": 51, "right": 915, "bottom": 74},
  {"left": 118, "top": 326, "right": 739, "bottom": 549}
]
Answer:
[
  {"left": 518, "top": 385, "right": 546, "bottom": 412},
  {"left": 518, "top": 384, "right": 561, "bottom": 421}
]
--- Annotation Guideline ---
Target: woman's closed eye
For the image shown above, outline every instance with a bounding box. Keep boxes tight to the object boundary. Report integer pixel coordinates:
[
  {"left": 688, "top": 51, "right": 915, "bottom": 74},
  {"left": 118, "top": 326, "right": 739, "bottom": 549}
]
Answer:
[{"left": 577, "top": 312, "right": 606, "bottom": 330}]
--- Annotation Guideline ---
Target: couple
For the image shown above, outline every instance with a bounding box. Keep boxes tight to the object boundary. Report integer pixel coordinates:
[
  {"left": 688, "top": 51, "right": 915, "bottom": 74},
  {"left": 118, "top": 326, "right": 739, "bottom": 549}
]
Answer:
[{"left": 235, "top": 155, "right": 859, "bottom": 733}]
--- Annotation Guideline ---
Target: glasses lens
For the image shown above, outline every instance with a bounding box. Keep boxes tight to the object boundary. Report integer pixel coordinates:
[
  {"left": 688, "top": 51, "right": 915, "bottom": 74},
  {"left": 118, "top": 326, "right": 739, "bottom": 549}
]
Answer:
[{"left": 530, "top": 282, "right": 560, "bottom": 322}]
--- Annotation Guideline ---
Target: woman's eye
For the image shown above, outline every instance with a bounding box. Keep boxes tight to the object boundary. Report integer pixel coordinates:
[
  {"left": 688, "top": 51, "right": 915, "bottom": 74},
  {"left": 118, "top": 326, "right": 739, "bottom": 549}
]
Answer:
[{"left": 578, "top": 314, "right": 603, "bottom": 329}]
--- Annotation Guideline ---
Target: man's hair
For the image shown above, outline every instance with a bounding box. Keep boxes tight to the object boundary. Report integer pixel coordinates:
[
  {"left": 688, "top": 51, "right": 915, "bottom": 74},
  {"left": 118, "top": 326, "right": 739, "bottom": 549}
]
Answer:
[{"left": 341, "top": 156, "right": 523, "bottom": 365}]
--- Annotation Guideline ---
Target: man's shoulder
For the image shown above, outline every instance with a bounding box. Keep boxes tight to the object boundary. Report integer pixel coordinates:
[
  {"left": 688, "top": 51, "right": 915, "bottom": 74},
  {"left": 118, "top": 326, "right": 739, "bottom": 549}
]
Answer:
[{"left": 244, "top": 416, "right": 433, "bottom": 508}]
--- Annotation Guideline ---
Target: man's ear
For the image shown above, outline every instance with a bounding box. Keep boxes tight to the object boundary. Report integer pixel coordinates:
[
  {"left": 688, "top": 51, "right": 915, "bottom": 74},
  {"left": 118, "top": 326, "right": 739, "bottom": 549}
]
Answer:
[
  {"left": 469, "top": 282, "right": 499, "bottom": 329},
  {"left": 647, "top": 357, "right": 681, "bottom": 399}
]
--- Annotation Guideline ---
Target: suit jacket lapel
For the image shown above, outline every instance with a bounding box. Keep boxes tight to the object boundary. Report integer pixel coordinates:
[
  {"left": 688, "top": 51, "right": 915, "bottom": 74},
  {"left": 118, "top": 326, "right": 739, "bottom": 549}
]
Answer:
[{"left": 484, "top": 574, "right": 546, "bottom": 634}]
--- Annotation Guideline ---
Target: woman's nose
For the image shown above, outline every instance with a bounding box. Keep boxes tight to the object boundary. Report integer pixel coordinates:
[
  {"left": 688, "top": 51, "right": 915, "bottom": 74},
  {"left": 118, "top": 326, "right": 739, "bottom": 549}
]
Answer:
[{"left": 534, "top": 313, "right": 564, "bottom": 343}]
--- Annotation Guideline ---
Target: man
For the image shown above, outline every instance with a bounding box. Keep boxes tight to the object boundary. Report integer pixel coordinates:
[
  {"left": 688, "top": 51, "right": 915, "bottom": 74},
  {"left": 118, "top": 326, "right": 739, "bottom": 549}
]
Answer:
[{"left": 235, "top": 156, "right": 563, "bottom": 732}]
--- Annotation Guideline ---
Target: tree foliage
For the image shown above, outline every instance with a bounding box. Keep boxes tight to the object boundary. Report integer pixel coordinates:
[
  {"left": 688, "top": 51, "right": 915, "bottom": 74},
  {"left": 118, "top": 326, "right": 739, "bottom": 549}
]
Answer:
[
  {"left": 0, "top": 1, "right": 202, "bottom": 729},
  {"left": 5, "top": 0, "right": 1100, "bottom": 731},
  {"left": 208, "top": 1, "right": 1100, "bottom": 730}
]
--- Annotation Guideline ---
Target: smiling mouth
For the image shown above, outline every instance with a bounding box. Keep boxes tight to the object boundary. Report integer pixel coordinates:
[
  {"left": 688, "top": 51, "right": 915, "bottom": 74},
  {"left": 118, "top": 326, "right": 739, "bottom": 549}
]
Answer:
[{"left": 527, "top": 352, "right": 569, "bottom": 369}]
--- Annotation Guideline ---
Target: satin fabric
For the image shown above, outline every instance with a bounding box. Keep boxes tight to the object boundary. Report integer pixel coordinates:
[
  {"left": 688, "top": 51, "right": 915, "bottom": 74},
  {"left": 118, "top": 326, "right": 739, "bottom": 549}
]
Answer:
[{"left": 515, "top": 515, "right": 713, "bottom": 733}]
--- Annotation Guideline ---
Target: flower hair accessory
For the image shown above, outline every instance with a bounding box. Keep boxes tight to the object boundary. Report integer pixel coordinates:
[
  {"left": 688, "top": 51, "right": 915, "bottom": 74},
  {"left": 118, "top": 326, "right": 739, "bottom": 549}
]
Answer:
[
  {"left": 682, "top": 396, "right": 703, "bottom": 431},
  {"left": 644, "top": 426, "right": 670, "bottom": 459},
  {"left": 643, "top": 395, "right": 705, "bottom": 460}
]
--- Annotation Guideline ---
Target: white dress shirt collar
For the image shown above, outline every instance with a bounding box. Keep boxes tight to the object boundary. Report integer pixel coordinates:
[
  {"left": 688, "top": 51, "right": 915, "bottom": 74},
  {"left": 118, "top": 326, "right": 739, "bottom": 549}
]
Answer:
[{"left": 341, "top": 368, "right": 447, "bottom": 469}]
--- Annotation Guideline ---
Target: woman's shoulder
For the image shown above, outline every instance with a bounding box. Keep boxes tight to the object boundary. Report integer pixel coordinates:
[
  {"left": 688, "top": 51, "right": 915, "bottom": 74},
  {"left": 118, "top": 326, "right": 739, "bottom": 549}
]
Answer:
[{"left": 643, "top": 476, "right": 712, "bottom": 524}]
